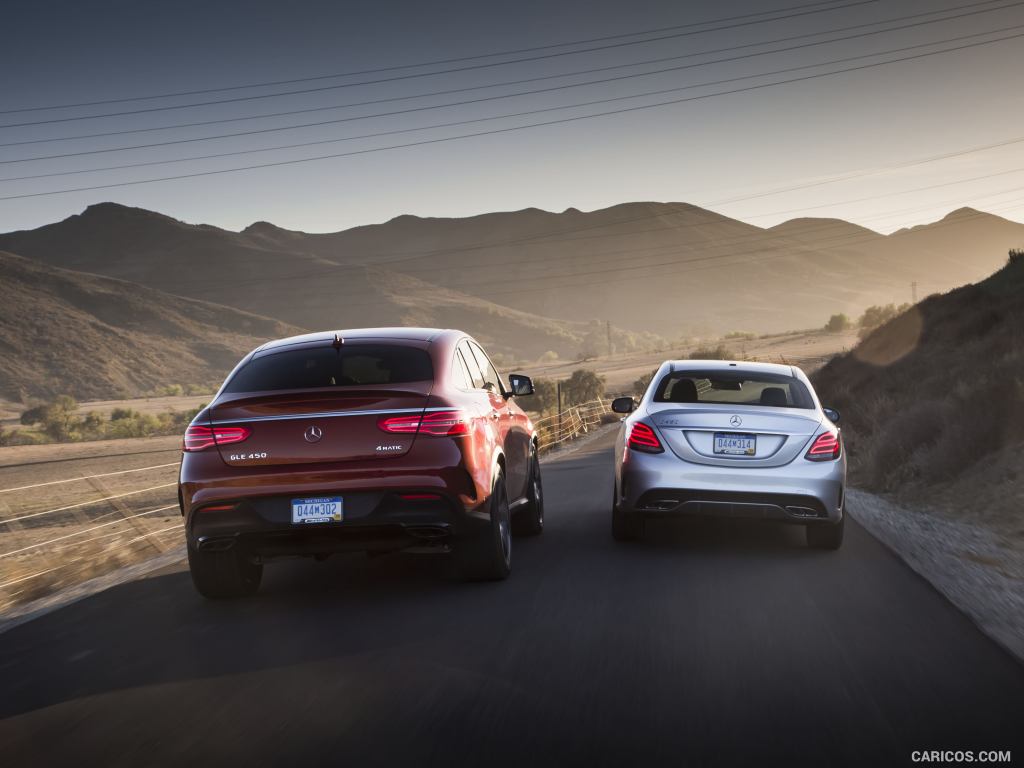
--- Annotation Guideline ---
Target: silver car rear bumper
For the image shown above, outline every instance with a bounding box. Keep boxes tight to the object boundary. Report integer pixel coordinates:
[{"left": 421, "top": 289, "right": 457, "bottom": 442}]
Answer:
[{"left": 617, "top": 448, "right": 845, "bottom": 524}]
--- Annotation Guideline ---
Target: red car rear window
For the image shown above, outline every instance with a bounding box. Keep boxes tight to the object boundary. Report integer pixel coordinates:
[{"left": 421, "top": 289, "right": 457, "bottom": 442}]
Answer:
[{"left": 223, "top": 344, "right": 433, "bottom": 393}]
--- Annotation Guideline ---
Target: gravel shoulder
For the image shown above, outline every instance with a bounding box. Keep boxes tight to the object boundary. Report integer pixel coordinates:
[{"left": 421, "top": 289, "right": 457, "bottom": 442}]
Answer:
[{"left": 848, "top": 488, "right": 1024, "bottom": 663}]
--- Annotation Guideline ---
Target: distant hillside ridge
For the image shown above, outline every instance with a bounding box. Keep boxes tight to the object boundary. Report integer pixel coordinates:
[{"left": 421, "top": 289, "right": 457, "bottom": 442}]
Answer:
[
  {"left": 0, "top": 250, "right": 302, "bottom": 401},
  {"left": 2, "top": 201, "right": 1023, "bottom": 338}
]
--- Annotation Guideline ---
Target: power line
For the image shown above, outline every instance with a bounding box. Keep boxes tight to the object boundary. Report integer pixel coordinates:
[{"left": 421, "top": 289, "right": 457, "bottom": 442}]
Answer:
[
  {"left": 0, "top": 0, "right": 872, "bottom": 119},
  {"left": 5, "top": 25, "right": 1024, "bottom": 189},
  {"left": 3, "top": 27, "right": 1021, "bottom": 202},
  {"left": 1, "top": 0, "right": 1008, "bottom": 149},
  {"left": 6, "top": 3, "right": 1020, "bottom": 169}
]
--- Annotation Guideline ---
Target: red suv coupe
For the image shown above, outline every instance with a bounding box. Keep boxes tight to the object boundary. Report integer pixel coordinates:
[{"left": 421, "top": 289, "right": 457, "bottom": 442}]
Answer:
[{"left": 178, "top": 328, "right": 542, "bottom": 597}]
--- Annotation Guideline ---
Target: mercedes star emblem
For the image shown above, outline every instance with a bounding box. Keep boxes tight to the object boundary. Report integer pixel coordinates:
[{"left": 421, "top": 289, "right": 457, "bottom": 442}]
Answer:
[
  {"left": 729, "top": 415, "right": 742, "bottom": 427},
  {"left": 304, "top": 425, "right": 323, "bottom": 443}
]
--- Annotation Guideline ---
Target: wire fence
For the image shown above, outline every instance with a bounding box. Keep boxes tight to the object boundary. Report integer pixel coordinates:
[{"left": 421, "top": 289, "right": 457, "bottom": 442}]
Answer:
[
  {"left": 533, "top": 398, "right": 616, "bottom": 453},
  {"left": 0, "top": 458, "right": 181, "bottom": 610}
]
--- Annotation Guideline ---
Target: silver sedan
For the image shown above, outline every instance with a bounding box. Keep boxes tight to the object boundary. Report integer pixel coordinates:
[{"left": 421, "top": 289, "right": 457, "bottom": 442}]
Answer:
[{"left": 611, "top": 360, "right": 846, "bottom": 549}]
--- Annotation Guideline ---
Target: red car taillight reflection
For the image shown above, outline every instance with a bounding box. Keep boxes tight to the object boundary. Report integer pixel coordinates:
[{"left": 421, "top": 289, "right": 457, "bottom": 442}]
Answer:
[{"left": 378, "top": 410, "right": 469, "bottom": 437}]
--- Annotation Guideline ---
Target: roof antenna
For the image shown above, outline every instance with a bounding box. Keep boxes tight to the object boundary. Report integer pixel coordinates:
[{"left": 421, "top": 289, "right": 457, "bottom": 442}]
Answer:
[{"left": 332, "top": 332, "right": 344, "bottom": 351}]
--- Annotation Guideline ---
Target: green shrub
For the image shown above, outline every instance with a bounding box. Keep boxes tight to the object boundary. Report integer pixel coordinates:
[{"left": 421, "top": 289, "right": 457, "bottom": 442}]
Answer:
[
  {"left": 857, "top": 303, "right": 910, "bottom": 336},
  {"left": 689, "top": 344, "right": 732, "bottom": 360},
  {"left": 561, "top": 369, "right": 606, "bottom": 405},
  {"left": 633, "top": 368, "right": 659, "bottom": 396},
  {"left": 824, "top": 313, "right": 852, "bottom": 332},
  {"left": 531, "top": 378, "right": 558, "bottom": 413},
  {"left": 19, "top": 404, "right": 48, "bottom": 425},
  {"left": 40, "top": 395, "right": 79, "bottom": 441}
]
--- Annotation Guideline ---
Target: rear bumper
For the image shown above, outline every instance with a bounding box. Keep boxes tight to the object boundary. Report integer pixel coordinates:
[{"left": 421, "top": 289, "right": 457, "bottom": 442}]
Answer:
[
  {"left": 187, "top": 490, "right": 487, "bottom": 557},
  {"left": 618, "top": 448, "right": 845, "bottom": 524},
  {"left": 179, "top": 444, "right": 487, "bottom": 557}
]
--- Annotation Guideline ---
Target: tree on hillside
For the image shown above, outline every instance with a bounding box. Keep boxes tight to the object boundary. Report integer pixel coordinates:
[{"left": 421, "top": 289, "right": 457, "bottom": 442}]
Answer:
[
  {"left": 633, "top": 368, "right": 659, "bottom": 396},
  {"left": 531, "top": 378, "right": 558, "bottom": 413},
  {"left": 858, "top": 303, "right": 910, "bottom": 333},
  {"left": 824, "top": 313, "right": 852, "bottom": 332},
  {"left": 19, "top": 404, "right": 48, "bottom": 426},
  {"left": 1009, "top": 248, "right": 1024, "bottom": 265},
  {"left": 40, "top": 395, "right": 80, "bottom": 441},
  {"left": 561, "top": 369, "right": 606, "bottom": 405},
  {"left": 689, "top": 344, "right": 732, "bottom": 360},
  {"left": 579, "top": 329, "right": 604, "bottom": 361}
]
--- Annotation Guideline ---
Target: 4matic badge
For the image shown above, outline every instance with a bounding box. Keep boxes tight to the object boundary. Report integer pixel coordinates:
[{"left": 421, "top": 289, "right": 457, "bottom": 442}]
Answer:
[{"left": 376, "top": 444, "right": 403, "bottom": 452}]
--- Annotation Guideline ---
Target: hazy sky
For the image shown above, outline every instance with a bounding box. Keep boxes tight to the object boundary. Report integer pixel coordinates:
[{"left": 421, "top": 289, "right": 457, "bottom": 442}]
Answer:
[{"left": 1, "top": 0, "right": 1023, "bottom": 234}]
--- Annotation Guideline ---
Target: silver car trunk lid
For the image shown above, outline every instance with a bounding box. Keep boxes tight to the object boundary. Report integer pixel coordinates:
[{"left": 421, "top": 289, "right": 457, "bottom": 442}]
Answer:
[{"left": 646, "top": 403, "right": 822, "bottom": 468}]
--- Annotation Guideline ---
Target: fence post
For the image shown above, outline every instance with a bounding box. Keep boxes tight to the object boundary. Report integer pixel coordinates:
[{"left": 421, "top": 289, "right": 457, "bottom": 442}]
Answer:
[{"left": 557, "top": 381, "right": 563, "bottom": 442}]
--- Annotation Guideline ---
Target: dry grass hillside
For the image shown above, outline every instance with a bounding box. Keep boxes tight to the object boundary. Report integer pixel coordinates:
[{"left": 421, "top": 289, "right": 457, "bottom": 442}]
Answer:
[
  {"left": 3, "top": 202, "right": 1022, "bottom": 340},
  {"left": 812, "top": 254, "right": 1024, "bottom": 541},
  {"left": 0, "top": 251, "right": 301, "bottom": 401},
  {"left": 0, "top": 246, "right": 661, "bottom": 402},
  {"left": 0, "top": 204, "right": 661, "bottom": 370}
]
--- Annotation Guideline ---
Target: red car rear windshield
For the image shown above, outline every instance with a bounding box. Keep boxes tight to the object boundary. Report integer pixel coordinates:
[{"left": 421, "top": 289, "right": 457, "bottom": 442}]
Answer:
[
  {"left": 223, "top": 344, "right": 433, "bottom": 393},
  {"left": 653, "top": 370, "right": 815, "bottom": 409}
]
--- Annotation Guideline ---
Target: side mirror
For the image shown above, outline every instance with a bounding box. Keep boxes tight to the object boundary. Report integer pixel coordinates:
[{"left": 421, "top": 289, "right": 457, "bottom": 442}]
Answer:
[
  {"left": 507, "top": 373, "right": 535, "bottom": 397},
  {"left": 823, "top": 407, "right": 841, "bottom": 423},
  {"left": 611, "top": 396, "right": 637, "bottom": 414}
]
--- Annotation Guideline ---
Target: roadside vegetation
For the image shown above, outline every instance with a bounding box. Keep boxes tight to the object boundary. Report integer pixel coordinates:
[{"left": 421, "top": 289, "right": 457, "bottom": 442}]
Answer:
[
  {"left": 3, "top": 395, "right": 202, "bottom": 446},
  {"left": 822, "top": 305, "right": 913, "bottom": 337},
  {"left": 629, "top": 345, "right": 752, "bottom": 395},
  {"left": 824, "top": 313, "right": 852, "bottom": 332},
  {"left": 813, "top": 250, "right": 1024, "bottom": 540},
  {"left": 527, "top": 369, "right": 607, "bottom": 413}
]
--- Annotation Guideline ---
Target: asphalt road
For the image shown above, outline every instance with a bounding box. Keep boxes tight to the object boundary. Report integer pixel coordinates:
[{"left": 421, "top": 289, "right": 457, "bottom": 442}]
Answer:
[{"left": 1, "top": 429, "right": 1022, "bottom": 767}]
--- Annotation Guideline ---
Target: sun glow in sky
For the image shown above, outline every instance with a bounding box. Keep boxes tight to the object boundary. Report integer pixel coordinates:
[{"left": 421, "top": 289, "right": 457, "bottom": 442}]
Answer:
[{"left": 2, "top": 0, "right": 1023, "bottom": 234}]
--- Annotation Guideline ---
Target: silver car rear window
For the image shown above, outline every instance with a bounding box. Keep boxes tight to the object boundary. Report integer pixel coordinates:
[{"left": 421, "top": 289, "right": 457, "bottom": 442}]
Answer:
[{"left": 653, "top": 370, "right": 814, "bottom": 409}]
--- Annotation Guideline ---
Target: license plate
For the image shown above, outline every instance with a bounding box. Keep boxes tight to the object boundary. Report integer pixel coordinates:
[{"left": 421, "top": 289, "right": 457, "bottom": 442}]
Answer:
[
  {"left": 713, "top": 432, "right": 756, "bottom": 456},
  {"left": 291, "top": 497, "right": 343, "bottom": 524}
]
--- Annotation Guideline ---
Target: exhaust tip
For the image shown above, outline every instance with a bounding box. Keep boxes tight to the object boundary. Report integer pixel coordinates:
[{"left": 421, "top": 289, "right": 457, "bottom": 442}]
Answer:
[
  {"left": 406, "top": 526, "right": 450, "bottom": 541},
  {"left": 197, "top": 538, "right": 236, "bottom": 552},
  {"left": 785, "top": 505, "right": 822, "bottom": 519}
]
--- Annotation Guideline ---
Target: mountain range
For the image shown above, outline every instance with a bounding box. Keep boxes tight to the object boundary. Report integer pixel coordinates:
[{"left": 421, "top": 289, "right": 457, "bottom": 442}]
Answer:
[{"left": 1, "top": 200, "right": 1022, "bottom": 401}]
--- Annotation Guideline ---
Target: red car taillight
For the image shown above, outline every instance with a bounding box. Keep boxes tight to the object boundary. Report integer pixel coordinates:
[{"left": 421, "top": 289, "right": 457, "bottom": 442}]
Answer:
[
  {"left": 805, "top": 431, "right": 841, "bottom": 461},
  {"left": 182, "top": 424, "right": 251, "bottom": 452},
  {"left": 627, "top": 422, "right": 663, "bottom": 453},
  {"left": 378, "top": 410, "right": 469, "bottom": 437}
]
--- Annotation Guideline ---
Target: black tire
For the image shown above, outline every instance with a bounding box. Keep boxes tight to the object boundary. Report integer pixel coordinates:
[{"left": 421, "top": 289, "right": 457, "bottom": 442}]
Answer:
[
  {"left": 458, "top": 470, "right": 512, "bottom": 581},
  {"left": 806, "top": 515, "right": 844, "bottom": 550},
  {"left": 187, "top": 543, "right": 263, "bottom": 599},
  {"left": 512, "top": 445, "right": 544, "bottom": 536},
  {"left": 612, "top": 486, "right": 643, "bottom": 541}
]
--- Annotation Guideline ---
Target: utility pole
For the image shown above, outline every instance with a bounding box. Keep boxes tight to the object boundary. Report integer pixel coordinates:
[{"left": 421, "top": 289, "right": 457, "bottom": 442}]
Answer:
[
  {"left": 911, "top": 281, "right": 918, "bottom": 304},
  {"left": 606, "top": 320, "right": 612, "bottom": 358}
]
